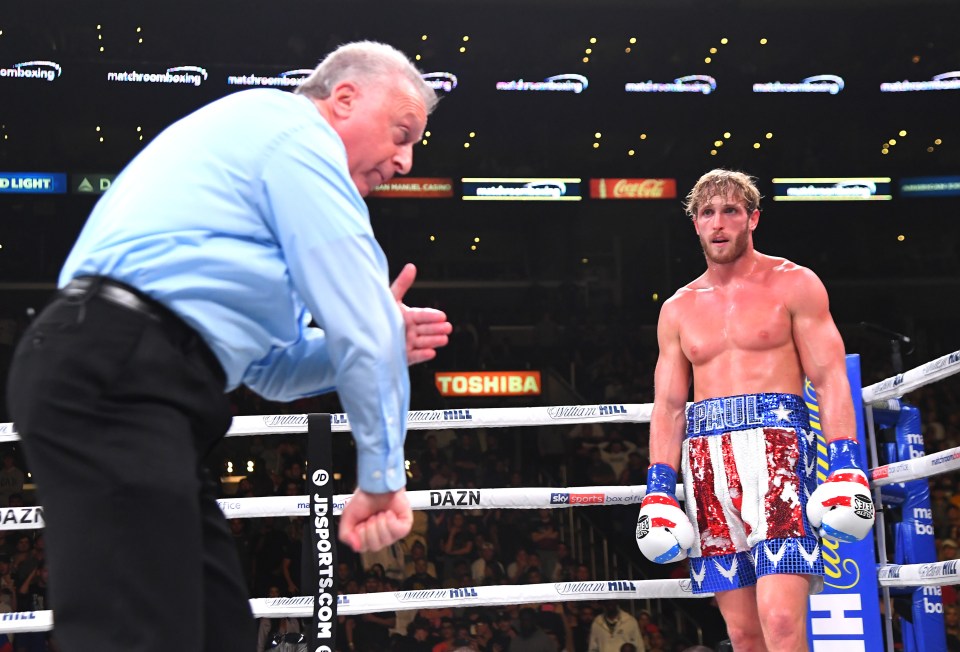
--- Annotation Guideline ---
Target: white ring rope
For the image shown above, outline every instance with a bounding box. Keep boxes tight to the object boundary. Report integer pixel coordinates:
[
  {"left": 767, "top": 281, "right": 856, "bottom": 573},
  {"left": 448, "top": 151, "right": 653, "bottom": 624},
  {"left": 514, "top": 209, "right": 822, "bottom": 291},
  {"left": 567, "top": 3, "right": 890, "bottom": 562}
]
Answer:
[
  {"left": 862, "top": 348, "right": 960, "bottom": 403},
  {"left": 0, "top": 578, "right": 706, "bottom": 634},
  {"left": 7, "top": 560, "right": 960, "bottom": 634},
  {"left": 0, "top": 485, "right": 681, "bottom": 531},
  {"left": 871, "top": 445, "right": 960, "bottom": 486},
  {"left": 877, "top": 559, "right": 960, "bottom": 588},
  {"left": 0, "top": 348, "right": 955, "bottom": 445}
]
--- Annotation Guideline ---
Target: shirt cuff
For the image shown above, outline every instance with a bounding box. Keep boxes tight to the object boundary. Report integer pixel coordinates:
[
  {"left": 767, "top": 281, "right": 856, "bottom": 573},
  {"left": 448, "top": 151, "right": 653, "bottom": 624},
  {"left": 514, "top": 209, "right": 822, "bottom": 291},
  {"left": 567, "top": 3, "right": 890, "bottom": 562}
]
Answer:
[{"left": 356, "top": 449, "right": 407, "bottom": 493}]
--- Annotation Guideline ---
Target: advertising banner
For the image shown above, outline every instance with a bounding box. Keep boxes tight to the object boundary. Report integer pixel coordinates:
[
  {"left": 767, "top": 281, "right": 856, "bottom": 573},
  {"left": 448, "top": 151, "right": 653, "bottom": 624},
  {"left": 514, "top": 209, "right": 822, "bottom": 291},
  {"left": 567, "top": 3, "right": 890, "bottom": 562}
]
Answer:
[
  {"left": 461, "top": 178, "right": 581, "bottom": 201},
  {"left": 435, "top": 371, "right": 542, "bottom": 396},
  {"left": 899, "top": 176, "right": 960, "bottom": 198},
  {"left": 370, "top": 177, "right": 454, "bottom": 198},
  {"left": 0, "top": 172, "right": 67, "bottom": 194},
  {"left": 773, "top": 178, "right": 892, "bottom": 201},
  {"left": 589, "top": 178, "right": 676, "bottom": 199}
]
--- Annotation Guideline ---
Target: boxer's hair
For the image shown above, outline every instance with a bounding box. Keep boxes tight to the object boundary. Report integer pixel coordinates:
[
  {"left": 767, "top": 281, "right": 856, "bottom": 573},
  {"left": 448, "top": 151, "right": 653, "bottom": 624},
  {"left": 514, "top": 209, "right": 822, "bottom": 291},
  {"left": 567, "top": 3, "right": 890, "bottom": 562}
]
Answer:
[
  {"left": 683, "top": 169, "right": 761, "bottom": 218},
  {"left": 296, "top": 40, "right": 438, "bottom": 114}
]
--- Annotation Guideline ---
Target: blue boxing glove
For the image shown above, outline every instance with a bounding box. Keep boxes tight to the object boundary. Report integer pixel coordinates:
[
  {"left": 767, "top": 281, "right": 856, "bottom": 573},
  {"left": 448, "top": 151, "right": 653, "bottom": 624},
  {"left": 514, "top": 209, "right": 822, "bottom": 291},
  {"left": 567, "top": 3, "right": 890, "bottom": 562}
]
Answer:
[
  {"left": 635, "top": 464, "right": 694, "bottom": 564},
  {"left": 806, "top": 438, "right": 876, "bottom": 542}
]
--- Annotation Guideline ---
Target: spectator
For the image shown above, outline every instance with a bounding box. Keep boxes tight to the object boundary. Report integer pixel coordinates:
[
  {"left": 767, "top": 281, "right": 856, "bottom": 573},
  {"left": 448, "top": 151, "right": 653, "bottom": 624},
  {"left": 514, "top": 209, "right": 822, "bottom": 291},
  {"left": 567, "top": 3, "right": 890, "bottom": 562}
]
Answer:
[
  {"left": 361, "top": 539, "right": 405, "bottom": 583},
  {"left": 354, "top": 574, "right": 396, "bottom": 652},
  {"left": 0, "top": 556, "right": 16, "bottom": 611},
  {"left": 0, "top": 453, "right": 25, "bottom": 507},
  {"left": 586, "top": 448, "right": 617, "bottom": 486},
  {"left": 450, "top": 433, "right": 482, "bottom": 484},
  {"left": 230, "top": 519, "right": 256, "bottom": 593},
  {"left": 420, "top": 435, "right": 448, "bottom": 477},
  {"left": 945, "top": 604, "right": 960, "bottom": 651},
  {"left": 572, "top": 605, "right": 596, "bottom": 652},
  {"left": 473, "top": 612, "right": 507, "bottom": 652},
  {"left": 398, "top": 618, "right": 435, "bottom": 652},
  {"left": 440, "top": 513, "right": 475, "bottom": 580},
  {"left": 507, "top": 549, "right": 532, "bottom": 584},
  {"left": 432, "top": 618, "right": 458, "bottom": 652},
  {"left": 403, "top": 558, "right": 440, "bottom": 591},
  {"left": 17, "top": 564, "right": 50, "bottom": 652},
  {"left": 587, "top": 603, "right": 643, "bottom": 652},
  {"left": 256, "top": 585, "right": 303, "bottom": 652},
  {"left": 941, "top": 539, "right": 959, "bottom": 562},
  {"left": 508, "top": 607, "right": 554, "bottom": 652},
  {"left": 404, "top": 539, "right": 437, "bottom": 579},
  {"left": 529, "top": 510, "right": 561, "bottom": 581},
  {"left": 472, "top": 541, "right": 506, "bottom": 585}
]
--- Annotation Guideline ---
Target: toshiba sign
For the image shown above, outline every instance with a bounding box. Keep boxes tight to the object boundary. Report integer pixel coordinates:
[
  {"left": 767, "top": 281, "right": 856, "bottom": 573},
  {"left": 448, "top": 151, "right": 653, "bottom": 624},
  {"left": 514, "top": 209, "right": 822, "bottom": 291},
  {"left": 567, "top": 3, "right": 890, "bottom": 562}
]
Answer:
[
  {"left": 435, "top": 372, "right": 542, "bottom": 397},
  {"left": 589, "top": 178, "right": 677, "bottom": 200}
]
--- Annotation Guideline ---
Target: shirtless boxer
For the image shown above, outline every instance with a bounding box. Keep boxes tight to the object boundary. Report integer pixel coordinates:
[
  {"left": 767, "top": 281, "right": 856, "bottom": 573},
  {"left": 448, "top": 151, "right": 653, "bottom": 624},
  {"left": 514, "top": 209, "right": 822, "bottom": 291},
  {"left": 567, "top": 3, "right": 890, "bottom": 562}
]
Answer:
[{"left": 634, "top": 169, "right": 875, "bottom": 651}]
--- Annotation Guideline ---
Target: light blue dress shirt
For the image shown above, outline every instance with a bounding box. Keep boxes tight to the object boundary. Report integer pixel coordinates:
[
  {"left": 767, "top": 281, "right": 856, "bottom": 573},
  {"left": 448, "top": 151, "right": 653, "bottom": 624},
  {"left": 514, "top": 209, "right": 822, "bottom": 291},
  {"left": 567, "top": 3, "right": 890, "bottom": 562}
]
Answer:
[{"left": 60, "top": 89, "right": 409, "bottom": 492}]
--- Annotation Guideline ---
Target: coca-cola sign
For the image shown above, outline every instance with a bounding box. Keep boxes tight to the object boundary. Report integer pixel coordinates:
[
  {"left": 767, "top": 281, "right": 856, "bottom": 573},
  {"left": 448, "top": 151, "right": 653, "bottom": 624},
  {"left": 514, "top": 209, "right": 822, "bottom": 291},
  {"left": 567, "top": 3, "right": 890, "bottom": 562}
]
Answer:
[{"left": 589, "top": 178, "right": 677, "bottom": 199}]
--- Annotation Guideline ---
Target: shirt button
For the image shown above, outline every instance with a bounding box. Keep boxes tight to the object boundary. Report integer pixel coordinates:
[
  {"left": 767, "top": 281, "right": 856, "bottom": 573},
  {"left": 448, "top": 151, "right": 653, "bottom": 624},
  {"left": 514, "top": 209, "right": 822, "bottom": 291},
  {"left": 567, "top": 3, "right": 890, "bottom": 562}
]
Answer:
[{"left": 372, "top": 471, "right": 382, "bottom": 480}]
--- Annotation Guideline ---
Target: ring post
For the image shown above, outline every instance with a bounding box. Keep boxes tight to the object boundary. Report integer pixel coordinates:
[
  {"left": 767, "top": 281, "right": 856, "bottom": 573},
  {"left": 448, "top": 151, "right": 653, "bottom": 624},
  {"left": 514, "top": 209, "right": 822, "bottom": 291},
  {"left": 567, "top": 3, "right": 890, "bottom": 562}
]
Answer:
[
  {"left": 805, "top": 354, "right": 883, "bottom": 650},
  {"left": 304, "top": 414, "right": 338, "bottom": 652},
  {"left": 875, "top": 403, "right": 946, "bottom": 651}
]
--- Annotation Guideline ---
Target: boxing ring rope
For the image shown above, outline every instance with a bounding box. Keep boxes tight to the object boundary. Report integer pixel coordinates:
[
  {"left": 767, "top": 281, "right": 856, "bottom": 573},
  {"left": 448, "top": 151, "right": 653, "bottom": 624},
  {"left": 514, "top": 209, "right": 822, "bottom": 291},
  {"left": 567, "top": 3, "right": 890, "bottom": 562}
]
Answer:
[{"left": 0, "top": 349, "right": 958, "bottom": 636}]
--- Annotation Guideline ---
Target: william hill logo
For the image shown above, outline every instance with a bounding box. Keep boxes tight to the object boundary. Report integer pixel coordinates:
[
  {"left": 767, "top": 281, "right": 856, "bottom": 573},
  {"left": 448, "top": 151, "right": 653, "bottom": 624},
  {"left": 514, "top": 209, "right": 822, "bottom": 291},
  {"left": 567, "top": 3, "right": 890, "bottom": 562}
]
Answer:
[{"left": 556, "top": 581, "right": 638, "bottom": 594}]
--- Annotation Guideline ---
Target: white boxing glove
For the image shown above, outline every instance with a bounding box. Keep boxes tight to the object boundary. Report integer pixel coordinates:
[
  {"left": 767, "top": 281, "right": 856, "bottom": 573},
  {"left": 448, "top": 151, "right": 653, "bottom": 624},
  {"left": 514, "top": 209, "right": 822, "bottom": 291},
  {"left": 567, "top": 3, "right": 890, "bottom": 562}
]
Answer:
[
  {"left": 636, "top": 464, "right": 695, "bottom": 564},
  {"left": 807, "top": 438, "right": 876, "bottom": 543}
]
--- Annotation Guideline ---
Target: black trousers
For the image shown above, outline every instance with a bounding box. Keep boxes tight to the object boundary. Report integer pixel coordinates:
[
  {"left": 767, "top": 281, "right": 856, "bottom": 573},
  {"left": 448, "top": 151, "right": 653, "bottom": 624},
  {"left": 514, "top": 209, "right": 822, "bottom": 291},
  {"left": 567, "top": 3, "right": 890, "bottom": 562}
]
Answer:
[{"left": 7, "top": 279, "right": 256, "bottom": 651}]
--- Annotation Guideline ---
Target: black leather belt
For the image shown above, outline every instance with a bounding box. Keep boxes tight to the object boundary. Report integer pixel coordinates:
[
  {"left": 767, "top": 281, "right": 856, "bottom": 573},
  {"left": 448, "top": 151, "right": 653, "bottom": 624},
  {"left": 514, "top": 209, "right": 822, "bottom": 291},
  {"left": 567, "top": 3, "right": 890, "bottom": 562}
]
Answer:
[{"left": 63, "top": 276, "right": 167, "bottom": 323}]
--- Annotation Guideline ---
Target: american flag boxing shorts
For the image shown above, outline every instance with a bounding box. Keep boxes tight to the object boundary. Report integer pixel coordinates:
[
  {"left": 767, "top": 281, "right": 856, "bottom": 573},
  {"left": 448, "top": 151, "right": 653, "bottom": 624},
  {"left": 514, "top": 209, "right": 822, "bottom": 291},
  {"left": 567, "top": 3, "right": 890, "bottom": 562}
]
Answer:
[{"left": 681, "top": 393, "right": 824, "bottom": 595}]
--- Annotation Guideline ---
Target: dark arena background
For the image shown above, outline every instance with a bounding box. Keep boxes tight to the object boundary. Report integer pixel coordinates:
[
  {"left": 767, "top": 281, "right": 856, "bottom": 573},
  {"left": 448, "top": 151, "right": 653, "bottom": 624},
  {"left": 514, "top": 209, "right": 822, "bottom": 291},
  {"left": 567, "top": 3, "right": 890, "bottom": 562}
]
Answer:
[{"left": 0, "top": 0, "right": 958, "bottom": 650}]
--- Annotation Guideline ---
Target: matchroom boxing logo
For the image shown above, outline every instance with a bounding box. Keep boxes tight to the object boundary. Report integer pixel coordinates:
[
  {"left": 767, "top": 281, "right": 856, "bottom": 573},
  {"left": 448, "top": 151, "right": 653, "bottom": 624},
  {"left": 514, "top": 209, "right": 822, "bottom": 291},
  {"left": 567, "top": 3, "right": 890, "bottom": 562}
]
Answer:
[
  {"left": 0, "top": 61, "right": 61, "bottom": 81},
  {"left": 422, "top": 72, "right": 458, "bottom": 93},
  {"left": 227, "top": 68, "right": 313, "bottom": 87},
  {"left": 107, "top": 65, "right": 208, "bottom": 86},
  {"left": 753, "top": 74, "right": 845, "bottom": 94},
  {"left": 625, "top": 75, "right": 716, "bottom": 94},
  {"left": 496, "top": 73, "right": 588, "bottom": 94}
]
